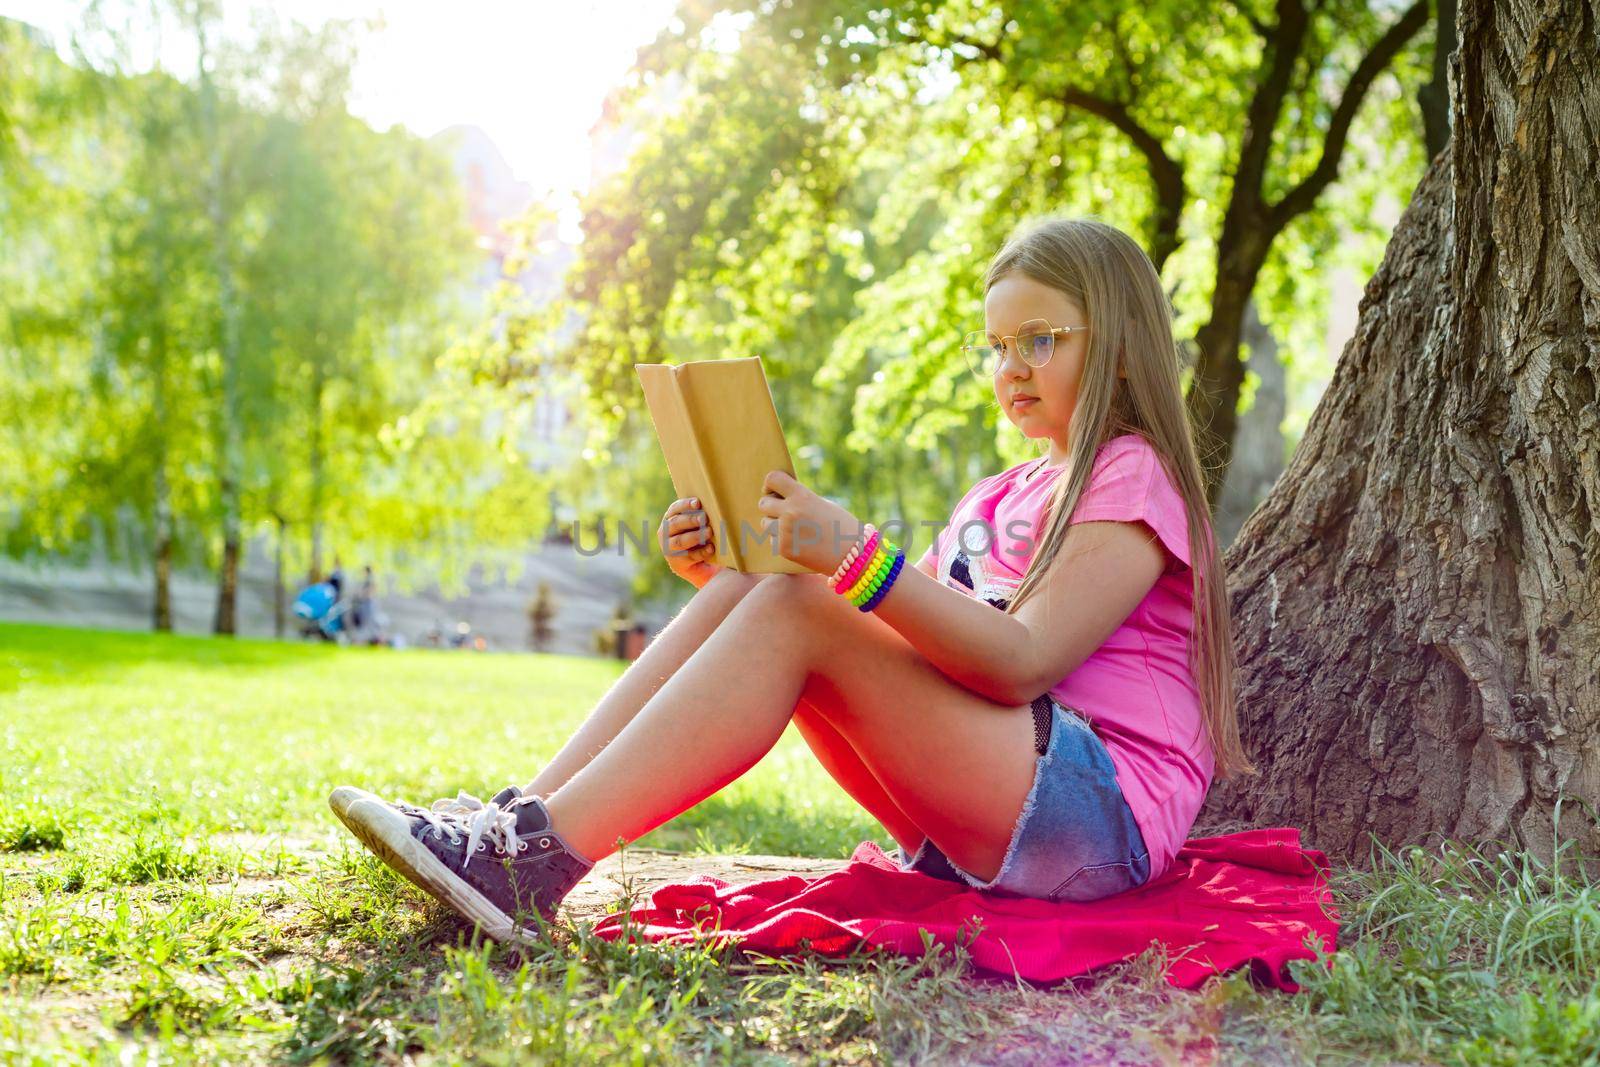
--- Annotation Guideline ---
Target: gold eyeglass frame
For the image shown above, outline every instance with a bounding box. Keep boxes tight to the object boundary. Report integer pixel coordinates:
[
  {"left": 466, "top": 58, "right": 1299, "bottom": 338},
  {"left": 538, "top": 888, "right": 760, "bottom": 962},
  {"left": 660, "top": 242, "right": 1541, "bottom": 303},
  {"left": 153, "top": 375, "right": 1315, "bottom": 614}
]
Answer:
[{"left": 961, "top": 319, "right": 1090, "bottom": 377}]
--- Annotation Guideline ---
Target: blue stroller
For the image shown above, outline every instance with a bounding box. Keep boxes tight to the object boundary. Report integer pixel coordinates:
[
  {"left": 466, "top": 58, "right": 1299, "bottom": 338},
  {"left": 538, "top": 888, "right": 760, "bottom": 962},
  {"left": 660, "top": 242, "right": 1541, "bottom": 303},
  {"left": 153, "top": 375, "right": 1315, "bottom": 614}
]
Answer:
[{"left": 293, "top": 577, "right": 348, "bottom": 641}]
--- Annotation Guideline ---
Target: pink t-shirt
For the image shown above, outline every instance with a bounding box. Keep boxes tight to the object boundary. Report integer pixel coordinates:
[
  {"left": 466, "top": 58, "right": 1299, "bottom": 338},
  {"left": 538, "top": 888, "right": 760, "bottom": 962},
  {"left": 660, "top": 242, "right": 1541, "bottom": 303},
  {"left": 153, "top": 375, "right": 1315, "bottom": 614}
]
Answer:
[{"left": 914, "top": 433, "right": 1214, "bottom": 880}]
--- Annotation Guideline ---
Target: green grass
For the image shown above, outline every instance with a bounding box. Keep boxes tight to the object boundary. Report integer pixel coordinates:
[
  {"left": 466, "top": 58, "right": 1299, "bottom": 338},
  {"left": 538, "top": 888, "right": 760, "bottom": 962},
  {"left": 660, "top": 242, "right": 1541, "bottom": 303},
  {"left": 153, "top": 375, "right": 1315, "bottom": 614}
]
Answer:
[{"left": 2, "top": 620, "right": 1597, "bottom": 1064}]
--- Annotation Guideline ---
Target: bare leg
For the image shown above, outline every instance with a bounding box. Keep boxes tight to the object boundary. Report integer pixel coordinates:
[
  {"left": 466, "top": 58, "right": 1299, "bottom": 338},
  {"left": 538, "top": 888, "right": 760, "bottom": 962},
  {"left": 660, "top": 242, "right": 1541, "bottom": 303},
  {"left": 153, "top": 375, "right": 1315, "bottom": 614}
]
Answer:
[
  {"left": 790, "top": 707, "right": 925, "bottom": 852},
  {"left": 524, "top": 570, "right": 925, "bottom": 853},
  {"left": 523, "top": 569, "right": 761, "bottom": 796},
  {"left": 543, "top": 574, "right": 1038, "bottom": 879}
]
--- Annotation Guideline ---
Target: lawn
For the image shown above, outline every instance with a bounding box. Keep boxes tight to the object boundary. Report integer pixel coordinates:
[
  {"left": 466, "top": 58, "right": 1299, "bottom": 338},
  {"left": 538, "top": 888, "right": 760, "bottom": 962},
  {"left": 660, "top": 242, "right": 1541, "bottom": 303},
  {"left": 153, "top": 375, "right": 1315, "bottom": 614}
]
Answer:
[{"left": 3, "top": 621, "right": 1597, "bottom": 1064}]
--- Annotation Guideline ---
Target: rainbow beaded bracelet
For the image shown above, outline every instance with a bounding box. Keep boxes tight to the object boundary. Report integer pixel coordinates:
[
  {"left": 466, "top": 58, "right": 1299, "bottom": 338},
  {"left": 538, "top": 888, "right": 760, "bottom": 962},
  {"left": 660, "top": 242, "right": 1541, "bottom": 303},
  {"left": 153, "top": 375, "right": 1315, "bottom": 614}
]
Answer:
[
  {"left": 833, "top": 529, "right": 882, "bottom": 592},
  {"left": 844, "top": 541, "right": 893, "bottom": 603},
  {"left": 858, "top": 550, "right": 905, "bottom": 612},
  {"left": 830, "top": 525, "right": 906, "bottom": 612},
  {"left": 827, "top": 523, "right": 875, "bottom": 589}
]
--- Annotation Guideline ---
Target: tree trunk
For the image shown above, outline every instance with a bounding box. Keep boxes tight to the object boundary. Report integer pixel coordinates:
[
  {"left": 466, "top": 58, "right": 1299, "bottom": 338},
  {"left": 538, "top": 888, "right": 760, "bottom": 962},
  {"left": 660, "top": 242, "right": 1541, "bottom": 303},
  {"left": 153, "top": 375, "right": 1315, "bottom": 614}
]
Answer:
[
  {"left": 152, "top": 482, "right": 172, "bottom": 632},
  {"left": 199, "top": 21, "right": 242, "bottom": 637},
  {"left": 1417, "top": 0, "right": 1458, "bottom": 160},
  {"left": 274, "top": 512, "right": 286, "bottom": 638},
  {"left": 1215, "top": 295, "right": 1287, "bottom": 549},
  {"left": 1205, "top": 0, "right": 1600, "bottom": 864},
  {"left": 1182, "top": 0, "right": 1430, "bottom": 506},
  {"left": 308, "top": 361, "right": 325, "bottom": 580},
  {"left": 1186, "top": 226, "right": 1270, "bottom": 508},
  {"left": 151, "top": 323, "right": 173, "bottom": 633}
]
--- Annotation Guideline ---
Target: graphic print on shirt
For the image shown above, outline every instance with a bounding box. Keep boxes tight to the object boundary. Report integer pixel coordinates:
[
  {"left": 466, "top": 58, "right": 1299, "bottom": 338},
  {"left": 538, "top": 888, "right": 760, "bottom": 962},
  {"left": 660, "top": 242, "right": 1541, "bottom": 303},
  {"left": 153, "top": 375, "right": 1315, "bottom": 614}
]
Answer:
[{"left": 943, "top": 543, "right": 1022, "bottom": 612}]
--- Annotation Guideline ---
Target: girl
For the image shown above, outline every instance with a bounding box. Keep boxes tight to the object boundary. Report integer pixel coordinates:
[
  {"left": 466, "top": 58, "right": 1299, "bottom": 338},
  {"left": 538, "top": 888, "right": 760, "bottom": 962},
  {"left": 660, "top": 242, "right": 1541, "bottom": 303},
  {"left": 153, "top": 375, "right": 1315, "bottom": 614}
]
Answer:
[{"left": 330, "top": 216, "right": 1253, "bottom": 942}]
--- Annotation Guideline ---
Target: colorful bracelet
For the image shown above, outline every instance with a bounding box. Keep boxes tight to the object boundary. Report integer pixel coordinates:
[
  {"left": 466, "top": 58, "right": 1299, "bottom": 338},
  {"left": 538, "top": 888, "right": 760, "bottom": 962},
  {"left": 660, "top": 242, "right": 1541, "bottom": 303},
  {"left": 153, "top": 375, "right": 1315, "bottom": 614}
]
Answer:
[
  {"left": 826, "top": 524, "right": 875, "bottom": 590},
  {"left": 850, "top": 548, "right": 890, "bottom": 600},
  {"left": 858, "top": 549, "right": 905, "bottom": 612},
  {"left": 844, "top": 537, "right": 896, "bottom": 598},
  {"left": 853, "top": 547, "right": 903, "bottom": 610},
  {"left": 845, "top": 539, "right": 899, "bottom": 604},
  {"left": 834, "top": 530, "right": 882, "bottom": 592}
]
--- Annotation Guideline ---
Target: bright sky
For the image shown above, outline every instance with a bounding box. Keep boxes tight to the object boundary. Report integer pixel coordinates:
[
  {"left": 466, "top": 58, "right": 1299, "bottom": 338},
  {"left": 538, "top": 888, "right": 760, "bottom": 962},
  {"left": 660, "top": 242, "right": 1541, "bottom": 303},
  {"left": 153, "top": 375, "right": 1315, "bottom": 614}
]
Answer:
[{"left": 4, "top": 0, "right": 680, "bottom": 208}]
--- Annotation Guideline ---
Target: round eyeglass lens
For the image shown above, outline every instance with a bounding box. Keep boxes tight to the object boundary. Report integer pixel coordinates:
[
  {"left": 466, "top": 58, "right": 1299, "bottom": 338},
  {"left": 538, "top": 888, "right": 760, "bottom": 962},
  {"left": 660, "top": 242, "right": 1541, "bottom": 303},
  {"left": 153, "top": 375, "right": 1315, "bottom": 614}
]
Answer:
[
  {"left": 962, "top": 330, "right": 1001, "bottom": 376},
  {"left": 1016, "top": 319, "right": 1055, "bottom": 367}
]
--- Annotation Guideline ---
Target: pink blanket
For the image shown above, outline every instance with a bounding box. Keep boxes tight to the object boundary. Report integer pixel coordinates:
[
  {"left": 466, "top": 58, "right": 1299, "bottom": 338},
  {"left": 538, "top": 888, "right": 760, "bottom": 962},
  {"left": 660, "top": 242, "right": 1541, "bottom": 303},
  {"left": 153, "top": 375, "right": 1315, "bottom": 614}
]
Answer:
[{"left": 592, "top": 828, "right": 1337, "bottom": 989}]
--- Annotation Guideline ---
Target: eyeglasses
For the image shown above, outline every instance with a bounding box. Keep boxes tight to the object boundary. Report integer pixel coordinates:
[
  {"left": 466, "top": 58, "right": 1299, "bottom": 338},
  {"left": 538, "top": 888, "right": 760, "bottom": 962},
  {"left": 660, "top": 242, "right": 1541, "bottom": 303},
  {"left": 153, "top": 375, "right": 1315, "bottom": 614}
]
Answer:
[{"left": 961, "top": 319, "right": 1089, "bottom": 377}]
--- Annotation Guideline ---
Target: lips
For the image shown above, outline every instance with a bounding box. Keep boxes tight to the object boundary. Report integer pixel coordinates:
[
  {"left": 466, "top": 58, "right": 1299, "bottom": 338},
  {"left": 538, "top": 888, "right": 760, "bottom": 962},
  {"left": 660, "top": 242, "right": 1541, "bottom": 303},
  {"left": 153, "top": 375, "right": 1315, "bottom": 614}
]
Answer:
[{"left": 1012, "top": 395, "right": 1039, "bottom": 410}]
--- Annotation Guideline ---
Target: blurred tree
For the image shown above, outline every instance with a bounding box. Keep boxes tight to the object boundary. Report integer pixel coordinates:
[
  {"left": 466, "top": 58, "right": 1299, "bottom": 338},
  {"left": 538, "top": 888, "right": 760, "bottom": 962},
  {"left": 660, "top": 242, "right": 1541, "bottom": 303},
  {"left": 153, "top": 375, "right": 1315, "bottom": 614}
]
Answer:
[
  {"left": 527, "top": 580, "right": 556, "bottom": 652},
  {"left": 188, "top": 1, "right": 250, "bottom": 635},
  {"left": 0, "top": 8, "right": 521, "bottom": 632},
  {"left": 97, "top": 71, "right": 215, "bottom": 630}
]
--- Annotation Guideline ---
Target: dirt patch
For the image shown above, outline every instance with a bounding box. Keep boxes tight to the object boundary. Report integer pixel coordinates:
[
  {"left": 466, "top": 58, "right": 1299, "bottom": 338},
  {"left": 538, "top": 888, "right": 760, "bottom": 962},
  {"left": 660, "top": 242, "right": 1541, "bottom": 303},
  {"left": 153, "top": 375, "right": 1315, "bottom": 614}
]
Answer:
[{"left": 562, "top": 848, "right": 847, "bottom": 923}]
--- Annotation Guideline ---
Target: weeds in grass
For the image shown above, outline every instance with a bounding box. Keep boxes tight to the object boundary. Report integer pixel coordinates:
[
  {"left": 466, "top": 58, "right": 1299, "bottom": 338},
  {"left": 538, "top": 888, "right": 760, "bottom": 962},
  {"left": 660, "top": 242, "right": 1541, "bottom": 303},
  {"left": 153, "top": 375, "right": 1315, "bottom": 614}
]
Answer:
[
  {"left": 274, "top": 959, "right": 428, "bottom": 1063},
  {"left": 9, "top": 622, "right": 1600, "bottom": 1066},
  {"left": 0, "top": 809, "right": 67, "bottom": 852},
  {"left": 1280, "top": 800, "right": 1600, "bottom": 1066}
]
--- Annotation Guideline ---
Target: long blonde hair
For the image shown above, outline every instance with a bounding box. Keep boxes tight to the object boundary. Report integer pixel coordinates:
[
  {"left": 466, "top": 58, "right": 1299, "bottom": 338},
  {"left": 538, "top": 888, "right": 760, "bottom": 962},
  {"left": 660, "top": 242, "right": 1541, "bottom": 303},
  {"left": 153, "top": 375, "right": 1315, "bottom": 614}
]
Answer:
[{"left": 988, "top": 216, "right": 1254, "bottom": 780}]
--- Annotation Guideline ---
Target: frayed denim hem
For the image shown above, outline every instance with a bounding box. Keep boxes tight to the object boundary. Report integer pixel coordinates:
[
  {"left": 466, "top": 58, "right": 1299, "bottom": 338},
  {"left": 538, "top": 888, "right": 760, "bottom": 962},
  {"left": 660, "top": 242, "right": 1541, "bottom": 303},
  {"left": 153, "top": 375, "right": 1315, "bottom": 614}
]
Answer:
[{"left": 900, "top": 734, "right": 1056, "bottom": 893}]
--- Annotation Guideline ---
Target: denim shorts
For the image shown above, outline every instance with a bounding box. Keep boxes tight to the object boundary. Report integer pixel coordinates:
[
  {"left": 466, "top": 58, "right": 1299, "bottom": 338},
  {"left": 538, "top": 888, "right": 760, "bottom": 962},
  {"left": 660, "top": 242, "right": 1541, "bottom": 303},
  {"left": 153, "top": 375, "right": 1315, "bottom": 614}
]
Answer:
[{"left": 896, "top": 696, "right": 1152, "bottom": 903}]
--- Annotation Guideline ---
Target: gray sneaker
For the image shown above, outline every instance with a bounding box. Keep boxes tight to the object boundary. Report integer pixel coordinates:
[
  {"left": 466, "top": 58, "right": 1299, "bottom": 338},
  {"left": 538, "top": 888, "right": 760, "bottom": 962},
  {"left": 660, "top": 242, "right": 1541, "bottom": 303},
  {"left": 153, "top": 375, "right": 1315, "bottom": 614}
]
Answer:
[
  {"left": 329, "top": 784, "right": 591, "bottom": 942},
  {"left": 329, "top": 783, "right": 527, "bottom": 843}
]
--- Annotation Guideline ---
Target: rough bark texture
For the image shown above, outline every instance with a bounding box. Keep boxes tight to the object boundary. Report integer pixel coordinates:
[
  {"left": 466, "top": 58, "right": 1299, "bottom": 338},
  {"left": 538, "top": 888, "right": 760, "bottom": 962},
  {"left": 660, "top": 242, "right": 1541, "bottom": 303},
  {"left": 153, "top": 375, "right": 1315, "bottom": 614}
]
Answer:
[{"left": 1206, "top": 0, "right": 1600, "bottom": 863}]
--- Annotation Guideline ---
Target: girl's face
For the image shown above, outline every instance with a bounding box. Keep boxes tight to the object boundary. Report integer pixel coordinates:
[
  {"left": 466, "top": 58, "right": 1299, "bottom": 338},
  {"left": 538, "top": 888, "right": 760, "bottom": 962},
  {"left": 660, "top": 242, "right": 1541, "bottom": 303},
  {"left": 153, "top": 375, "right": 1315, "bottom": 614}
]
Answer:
[{"left": 984, "top": 272, "right": 1092, "bottom": 451}]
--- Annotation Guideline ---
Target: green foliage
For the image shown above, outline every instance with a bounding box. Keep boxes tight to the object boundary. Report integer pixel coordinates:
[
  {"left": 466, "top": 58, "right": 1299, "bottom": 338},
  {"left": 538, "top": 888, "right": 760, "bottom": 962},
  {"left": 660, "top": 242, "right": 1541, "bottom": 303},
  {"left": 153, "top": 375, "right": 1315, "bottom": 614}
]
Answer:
[
  {"left": 493, "top": 0, "right": 1436, "bottom": 605},
  {"left": 1280, "top": 824, "right": 1600, "bottom": 1066},
  {"left": 0, "top": 10, "right": 554, "bottom": 602},
  {"left": 0, "top": 809, "right": 66, "bottom": 853}
]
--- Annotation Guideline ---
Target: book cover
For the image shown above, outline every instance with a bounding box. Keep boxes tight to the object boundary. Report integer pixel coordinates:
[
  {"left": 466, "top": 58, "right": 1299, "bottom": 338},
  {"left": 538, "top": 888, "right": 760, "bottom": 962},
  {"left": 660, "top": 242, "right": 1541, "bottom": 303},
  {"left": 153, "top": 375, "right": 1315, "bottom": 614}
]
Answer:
[{"left": 636, "top": 357, "right": 812, "bottom": 574}]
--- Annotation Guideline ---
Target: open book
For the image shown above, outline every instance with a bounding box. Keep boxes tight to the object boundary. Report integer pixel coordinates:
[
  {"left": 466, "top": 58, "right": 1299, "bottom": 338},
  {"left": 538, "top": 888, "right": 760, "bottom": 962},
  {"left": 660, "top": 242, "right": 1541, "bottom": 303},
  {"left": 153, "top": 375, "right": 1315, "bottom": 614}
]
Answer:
[{"left": 636, "top": 357, "right": 812, "bottom": 574}]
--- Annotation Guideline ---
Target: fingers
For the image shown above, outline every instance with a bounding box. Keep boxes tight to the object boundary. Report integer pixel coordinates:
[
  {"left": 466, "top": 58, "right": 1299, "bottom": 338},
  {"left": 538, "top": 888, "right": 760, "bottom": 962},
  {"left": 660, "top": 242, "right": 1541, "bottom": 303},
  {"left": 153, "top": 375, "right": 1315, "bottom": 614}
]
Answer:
[
  {"left": 664, "top": 510, "right": 707, "bottom": 536},
  {"left": 662, "top": 498, "right": 714, "bottom": 558},
  {"left": 762, "top": 469, "right": 798, "bottom": 495},
  {"left": 667, "top": 526, "right": 712, "bottom": 551}
]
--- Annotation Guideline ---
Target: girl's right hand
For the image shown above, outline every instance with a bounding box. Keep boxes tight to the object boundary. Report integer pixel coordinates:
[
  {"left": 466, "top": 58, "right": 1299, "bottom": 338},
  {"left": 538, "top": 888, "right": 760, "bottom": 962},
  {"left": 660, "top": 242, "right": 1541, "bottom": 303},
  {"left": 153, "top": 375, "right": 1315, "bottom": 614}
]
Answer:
[{"left": 658, "top": 497, "right": 722, "bottom": 588}]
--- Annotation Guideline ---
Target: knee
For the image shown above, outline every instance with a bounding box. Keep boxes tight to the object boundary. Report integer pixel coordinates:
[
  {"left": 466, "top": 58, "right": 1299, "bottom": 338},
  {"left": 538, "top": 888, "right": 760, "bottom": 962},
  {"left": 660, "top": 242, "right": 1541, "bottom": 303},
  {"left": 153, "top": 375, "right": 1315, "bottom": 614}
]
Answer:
[
  {"left": 743, "top": 571, "right": 831, "bottom": 615},
  {"left": 703, "top": 568, "right": 765, "bottom": 598}
]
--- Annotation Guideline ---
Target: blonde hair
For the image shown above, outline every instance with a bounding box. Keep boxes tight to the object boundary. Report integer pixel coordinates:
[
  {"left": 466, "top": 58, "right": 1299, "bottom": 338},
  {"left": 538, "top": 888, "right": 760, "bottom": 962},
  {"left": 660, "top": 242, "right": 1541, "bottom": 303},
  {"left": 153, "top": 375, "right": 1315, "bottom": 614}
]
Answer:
[{"left": 988, "top": 216, "right": 1254, "bottom": 780}]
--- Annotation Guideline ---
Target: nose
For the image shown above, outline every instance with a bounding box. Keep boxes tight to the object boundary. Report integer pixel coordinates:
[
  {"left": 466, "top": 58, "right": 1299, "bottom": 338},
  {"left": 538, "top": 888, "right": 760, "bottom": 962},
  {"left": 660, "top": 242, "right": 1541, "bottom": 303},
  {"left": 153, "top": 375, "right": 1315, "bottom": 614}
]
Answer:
[{"left": 998, "top": 343, "right": 1032, "bottom": 379}]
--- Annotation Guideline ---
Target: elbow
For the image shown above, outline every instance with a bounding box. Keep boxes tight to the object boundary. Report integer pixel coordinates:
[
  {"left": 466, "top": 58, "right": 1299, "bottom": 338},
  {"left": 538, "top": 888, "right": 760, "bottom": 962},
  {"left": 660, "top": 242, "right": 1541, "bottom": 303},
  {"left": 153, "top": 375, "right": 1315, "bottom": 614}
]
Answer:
[
  {"left": 977, "top": 632, "right": 1054, "bottom": 707},
  {"left": 991, "top": 665, "right": 1052, "bottom": 708}
]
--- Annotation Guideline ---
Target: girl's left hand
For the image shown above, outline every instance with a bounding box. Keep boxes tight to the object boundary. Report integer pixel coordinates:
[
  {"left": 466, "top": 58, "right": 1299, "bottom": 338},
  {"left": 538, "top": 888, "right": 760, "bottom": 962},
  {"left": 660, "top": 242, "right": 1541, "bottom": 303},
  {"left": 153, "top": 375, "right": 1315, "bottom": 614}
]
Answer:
[{"left": 756, "top": 470, "right": 866, "bottom": 575}]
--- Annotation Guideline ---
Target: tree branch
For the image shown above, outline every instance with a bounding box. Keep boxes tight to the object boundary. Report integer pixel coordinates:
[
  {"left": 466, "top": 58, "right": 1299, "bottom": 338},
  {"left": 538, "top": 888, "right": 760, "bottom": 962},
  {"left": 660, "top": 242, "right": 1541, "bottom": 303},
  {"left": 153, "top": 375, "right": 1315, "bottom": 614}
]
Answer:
[
  {"left": 1233, "top": 0, "right": 1311, "bottom": 220},
  {"left": 1266, "top": 0, "right": 1430, "bottom": 234},
  {"left": 1057, "top": 86, "right": 1188, "bottom": 267}
]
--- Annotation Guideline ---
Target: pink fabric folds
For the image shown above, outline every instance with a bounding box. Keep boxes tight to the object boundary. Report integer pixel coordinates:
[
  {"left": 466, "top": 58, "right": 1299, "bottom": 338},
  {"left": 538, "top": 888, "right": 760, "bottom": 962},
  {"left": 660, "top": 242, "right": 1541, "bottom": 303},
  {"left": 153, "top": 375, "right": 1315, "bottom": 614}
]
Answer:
[{"left": 591, "top": 828, "right": 1338, "bottom": 991}]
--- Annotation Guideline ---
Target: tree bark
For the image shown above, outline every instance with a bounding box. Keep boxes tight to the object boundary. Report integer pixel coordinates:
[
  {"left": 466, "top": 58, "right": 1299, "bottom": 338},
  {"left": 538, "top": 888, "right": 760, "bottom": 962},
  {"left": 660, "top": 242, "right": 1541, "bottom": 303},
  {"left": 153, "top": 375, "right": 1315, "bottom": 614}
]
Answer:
[{"left": 1206, "top": 0, "right": 1600, "bottom": 863}]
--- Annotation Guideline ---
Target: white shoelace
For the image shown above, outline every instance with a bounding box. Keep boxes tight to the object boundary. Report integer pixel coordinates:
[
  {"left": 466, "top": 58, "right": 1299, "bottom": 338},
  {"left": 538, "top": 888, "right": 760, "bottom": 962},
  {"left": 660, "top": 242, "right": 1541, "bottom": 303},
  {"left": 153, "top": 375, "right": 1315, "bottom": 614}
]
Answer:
[{"left": 406, "top": 790, "right": 543, "bottom": 870}]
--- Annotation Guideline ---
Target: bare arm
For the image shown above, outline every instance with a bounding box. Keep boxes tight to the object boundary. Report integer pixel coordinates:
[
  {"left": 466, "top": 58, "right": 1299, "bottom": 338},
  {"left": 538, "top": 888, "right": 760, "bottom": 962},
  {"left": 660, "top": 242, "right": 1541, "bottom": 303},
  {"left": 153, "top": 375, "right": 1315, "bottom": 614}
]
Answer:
[{"left": 870, "top": 521, "right": 1166, "bottom": 706}]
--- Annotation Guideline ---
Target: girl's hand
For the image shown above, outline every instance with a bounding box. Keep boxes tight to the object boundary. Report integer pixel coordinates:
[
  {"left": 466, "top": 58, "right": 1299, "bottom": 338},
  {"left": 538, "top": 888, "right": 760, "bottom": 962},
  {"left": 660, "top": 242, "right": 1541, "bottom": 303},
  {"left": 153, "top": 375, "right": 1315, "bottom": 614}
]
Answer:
[
  {"left": 756, "top": 470, "right": 867, "bottom": 575},
  {"left": 659, "top": 497, "right": 722, "bottom": 588}
]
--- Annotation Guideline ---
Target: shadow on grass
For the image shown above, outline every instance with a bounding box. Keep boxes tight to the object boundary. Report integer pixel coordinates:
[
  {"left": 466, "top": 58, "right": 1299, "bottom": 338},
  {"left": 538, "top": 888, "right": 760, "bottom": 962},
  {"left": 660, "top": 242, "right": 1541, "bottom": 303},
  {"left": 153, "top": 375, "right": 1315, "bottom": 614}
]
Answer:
[{"left": 638, "top": 789, "right": 888, "bottom": 861}]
